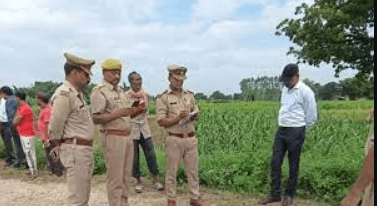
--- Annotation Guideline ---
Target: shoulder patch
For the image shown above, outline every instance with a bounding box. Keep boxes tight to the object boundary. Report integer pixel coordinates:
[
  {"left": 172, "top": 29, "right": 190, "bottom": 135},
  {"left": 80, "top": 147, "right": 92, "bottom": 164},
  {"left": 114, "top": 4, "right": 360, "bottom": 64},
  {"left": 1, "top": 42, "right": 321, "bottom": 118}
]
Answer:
[
  {"left": 186, "top": 89, "right": 194, "bottom": 94},
  {"left": 90, "top": 84, "right": 107, "bottom": 97},
  {"left": 60, "top": 90, "right": 70, "bottom": 97},
  {"left": 156, "top": 90, "right": 168, "bottom": 99}
]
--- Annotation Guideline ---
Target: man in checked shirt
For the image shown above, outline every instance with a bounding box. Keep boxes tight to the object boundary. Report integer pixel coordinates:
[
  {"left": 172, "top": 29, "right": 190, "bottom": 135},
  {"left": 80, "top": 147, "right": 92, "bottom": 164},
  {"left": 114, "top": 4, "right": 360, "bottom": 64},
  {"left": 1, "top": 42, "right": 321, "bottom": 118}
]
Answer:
[
  {"left": 259, "top": 64, "right": 318, "bottom": 206},
  {"left": 125, "top": 71, "right": 164, "bottom": 193}
]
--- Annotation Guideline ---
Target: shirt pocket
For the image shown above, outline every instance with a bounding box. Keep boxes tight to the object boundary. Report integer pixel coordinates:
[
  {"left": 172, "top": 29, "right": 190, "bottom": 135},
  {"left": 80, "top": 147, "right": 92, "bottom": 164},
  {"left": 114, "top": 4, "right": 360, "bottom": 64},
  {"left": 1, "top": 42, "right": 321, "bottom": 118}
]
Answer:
[
  {"left": 168, "top": 102, "right": 180, "bottom": 118},
  {"left": 78, "top": 107, "right": 91, "bottom": 123}
]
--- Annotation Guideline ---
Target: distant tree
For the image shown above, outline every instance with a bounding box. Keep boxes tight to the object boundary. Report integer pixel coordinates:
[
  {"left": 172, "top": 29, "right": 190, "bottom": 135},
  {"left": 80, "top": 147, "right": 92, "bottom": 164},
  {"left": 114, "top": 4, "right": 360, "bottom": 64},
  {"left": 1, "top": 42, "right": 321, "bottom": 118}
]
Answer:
[
  {"left": 225, "top": 95, "right": 233, "bottom": 100},
  {"left": 233, "top": 93, "right": 244, "bottom": 100},
  {"left": 195, "top": 93, "right": 208, "bottom": 100},
  {"left": 340, "top": 77, "right": 374, "bottom": 100},
  {"left": 210, "top": 91, "right": 227, "bottom": 100},
  {"left": 318, "top": 82, "right": 341, "bottom": 100},
  {"left": 121, "top": 82, "right": 130, "bottom": 91},
  {"left": 240, "top": 76, "right": 281, "bottom": 101},
  {"left": 13, "top": 81, "right": 62, "bottom": 100},
  {"left": 276, "top": 0, "right": 375, "bottom": 79}
]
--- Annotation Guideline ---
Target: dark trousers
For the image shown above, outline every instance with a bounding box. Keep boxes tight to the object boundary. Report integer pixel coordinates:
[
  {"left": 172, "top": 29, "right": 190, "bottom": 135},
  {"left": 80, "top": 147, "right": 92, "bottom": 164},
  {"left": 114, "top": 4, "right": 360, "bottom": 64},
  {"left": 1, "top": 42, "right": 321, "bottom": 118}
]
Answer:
[
  {"left": 271, "top": 126, "right": 306, "bottom": 198},
  {"left": 133, "top": 133, "right": 159, "bottom": 179},
  {"left": 1, "top": 122, "right": 25, "bottom": 165},
  {"left": 1, "top": 122, "right": 16, "bottom": 165}
]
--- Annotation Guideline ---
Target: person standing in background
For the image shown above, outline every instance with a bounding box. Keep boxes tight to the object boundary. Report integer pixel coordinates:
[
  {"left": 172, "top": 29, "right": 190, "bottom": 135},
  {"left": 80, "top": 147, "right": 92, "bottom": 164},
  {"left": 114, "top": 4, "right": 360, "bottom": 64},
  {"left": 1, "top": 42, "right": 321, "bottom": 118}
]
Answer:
[
  {"left": 35, "top": 92, "right": 65, "bottom": 177},
  {"left": 0, "top": 88, "right": 16, "bottom": 168},
  {"left": 259, "top": 64, "right": 318, "bottom": 206},
  {"left": 13, "top": 91, "right": 38, "bottom": 178},
  {"left": 125, "top": 71, "right": 164, "bottom": 193},
  {"left": 0, "top": 86, "right": 26, "bottom": 169}
]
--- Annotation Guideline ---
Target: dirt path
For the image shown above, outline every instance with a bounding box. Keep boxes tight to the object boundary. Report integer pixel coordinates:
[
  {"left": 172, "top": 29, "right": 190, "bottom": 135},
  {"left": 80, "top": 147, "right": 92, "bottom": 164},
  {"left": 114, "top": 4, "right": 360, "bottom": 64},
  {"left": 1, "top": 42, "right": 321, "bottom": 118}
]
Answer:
[{"left": 0, "top": 169, "right": 328, "bottom": 206}]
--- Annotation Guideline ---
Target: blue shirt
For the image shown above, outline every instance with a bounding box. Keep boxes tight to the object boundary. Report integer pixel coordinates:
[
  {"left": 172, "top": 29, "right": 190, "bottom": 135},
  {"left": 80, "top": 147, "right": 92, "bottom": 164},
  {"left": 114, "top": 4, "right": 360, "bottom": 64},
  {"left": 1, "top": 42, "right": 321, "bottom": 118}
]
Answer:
[{"left": 5, "top": 96, "right": 18, "bottom": 124}]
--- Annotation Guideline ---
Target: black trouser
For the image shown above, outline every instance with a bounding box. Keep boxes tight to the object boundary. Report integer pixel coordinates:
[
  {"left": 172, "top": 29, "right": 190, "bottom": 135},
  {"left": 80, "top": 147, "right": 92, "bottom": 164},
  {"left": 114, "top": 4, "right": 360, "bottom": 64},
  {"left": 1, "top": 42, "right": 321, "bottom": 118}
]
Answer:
[
  {"left": 1, "top": 122, "right": 16, "bottom": 165},
  {"left": 2, "top": 122, "right": 26, "bottom": 165},
  {"left": 271, "top": 126, "right": 306, "bottom": 198},
  {"left": 133, "top": 133, "right": 159, "bottom": 179}
]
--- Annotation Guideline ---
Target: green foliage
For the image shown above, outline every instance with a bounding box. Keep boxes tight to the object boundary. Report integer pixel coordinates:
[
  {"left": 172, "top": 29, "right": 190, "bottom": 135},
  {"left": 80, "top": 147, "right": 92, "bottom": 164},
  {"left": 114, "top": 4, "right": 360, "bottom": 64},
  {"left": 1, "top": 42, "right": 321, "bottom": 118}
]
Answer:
[
  {"left": 92, "top": 143, "right": 107, "bottom": 175},
  {"left": 210, "top": 91, "right": 233, "bottom": 100},
  {"left": 240, "top": 76, "right": 374, "bottom": 102},
  {"left": 195, "top": 93, "right": 208, "bottom": 100},
  {"left": 240, "top": 77, "right": 281, "bottom": 101},
  {"left": 276, "top": 0, "right": 374, "bottom": 78},
  {"left": 13, "top": 81, "right": 62, "bottom": 99}
]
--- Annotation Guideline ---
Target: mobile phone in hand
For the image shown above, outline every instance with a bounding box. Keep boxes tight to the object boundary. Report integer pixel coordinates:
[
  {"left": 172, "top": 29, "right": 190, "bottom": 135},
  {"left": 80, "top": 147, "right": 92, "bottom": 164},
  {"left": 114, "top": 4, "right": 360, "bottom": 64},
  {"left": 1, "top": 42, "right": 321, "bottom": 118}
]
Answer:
[{"left": 132, "top": 100, "right": 140, "bottom": 107}]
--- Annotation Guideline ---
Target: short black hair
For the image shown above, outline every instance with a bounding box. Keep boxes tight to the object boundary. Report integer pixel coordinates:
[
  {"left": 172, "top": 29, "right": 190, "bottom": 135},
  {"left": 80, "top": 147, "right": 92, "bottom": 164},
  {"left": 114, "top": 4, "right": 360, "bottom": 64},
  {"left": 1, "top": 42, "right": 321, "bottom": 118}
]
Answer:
[
  {"left": 36, "top": 92, "right": 51, "bottom": 104},
  {"left": 64, "top": 63, "right": 80, "bottom": 76},
  {"left": 279, "top": 64, "right": 299, "bottom": 82},
  {"left": 15, "top": 91, "right": 26, "bottom": 101},
  {"left": 0, "top": 86, "right": 14, "bottom": 96},
  {"left": 128, "top": 71, "right": 141, "bottom": 83}
]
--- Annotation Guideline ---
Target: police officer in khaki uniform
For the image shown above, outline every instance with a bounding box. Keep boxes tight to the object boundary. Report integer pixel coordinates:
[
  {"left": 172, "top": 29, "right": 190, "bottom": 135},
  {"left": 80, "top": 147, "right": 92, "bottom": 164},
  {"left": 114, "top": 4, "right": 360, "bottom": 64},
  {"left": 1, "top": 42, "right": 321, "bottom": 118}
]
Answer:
[
  {"left": 90, "top": 59, "right": 144, "bottom": 206},
  {"left": 156, "top": 64, "right": 210, "bottom": 206},
  {"left": 49, "top": 53, "right": 95, "bottom": 206}
]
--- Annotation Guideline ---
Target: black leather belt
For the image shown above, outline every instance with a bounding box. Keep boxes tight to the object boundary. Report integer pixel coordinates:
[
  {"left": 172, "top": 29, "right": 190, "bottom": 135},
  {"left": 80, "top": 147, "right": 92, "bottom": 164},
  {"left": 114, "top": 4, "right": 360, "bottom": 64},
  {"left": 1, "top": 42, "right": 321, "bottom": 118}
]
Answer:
[{"left": 168, "top": 132, "right": 195, "bottom": 138}]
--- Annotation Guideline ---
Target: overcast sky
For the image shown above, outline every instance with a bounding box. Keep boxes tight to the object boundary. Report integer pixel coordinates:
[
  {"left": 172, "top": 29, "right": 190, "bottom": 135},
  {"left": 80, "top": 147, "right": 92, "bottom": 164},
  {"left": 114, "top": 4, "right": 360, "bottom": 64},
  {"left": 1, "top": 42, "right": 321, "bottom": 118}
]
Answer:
[{"left": 0, "top": 0, "right": 360, "bottom": 96}]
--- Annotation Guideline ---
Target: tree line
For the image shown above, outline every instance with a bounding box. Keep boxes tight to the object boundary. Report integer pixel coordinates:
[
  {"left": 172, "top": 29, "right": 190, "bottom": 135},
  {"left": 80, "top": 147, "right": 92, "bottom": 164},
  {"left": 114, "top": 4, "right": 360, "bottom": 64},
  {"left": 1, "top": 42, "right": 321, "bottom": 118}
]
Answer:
[
  {"left": 9, "top": 75, "right": 374, "bottom": 104},
  {"left": 195, "top": 76, "right": 374, "bottom": 101}
]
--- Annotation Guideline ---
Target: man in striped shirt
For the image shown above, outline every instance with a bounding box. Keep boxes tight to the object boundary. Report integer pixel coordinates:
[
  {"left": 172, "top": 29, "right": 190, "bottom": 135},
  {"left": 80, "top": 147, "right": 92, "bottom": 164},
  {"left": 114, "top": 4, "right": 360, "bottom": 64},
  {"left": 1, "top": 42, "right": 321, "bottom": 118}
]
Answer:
[{"left": 259, "top": 64, "right": 318, "bottom": 206}]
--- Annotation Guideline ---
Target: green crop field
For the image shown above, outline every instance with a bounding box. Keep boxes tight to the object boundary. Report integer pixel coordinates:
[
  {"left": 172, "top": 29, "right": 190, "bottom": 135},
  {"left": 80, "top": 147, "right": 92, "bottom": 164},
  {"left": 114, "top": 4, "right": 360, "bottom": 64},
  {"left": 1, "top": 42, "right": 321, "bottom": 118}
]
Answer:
[
  {"left": 195, "top": 100, "right": 374, "bottom": 204},
  {"left": 0, "top": 100, "right": 374, "bottom": 205}
]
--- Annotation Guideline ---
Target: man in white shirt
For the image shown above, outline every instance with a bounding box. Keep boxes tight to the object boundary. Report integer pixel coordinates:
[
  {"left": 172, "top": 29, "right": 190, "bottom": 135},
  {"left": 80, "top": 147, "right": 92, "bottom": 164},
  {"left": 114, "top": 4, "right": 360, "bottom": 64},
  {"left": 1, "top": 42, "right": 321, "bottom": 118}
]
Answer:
[{"left": 259, "top": 64, "right": 318, "bottom": 206}]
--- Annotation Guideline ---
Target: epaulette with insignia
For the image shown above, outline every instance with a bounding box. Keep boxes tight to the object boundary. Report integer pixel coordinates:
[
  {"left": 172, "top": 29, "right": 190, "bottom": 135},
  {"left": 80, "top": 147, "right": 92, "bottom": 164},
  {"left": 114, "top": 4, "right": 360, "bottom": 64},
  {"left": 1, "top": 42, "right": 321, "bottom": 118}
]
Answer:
[
  {"left": 58, "top": 86, "right": 70, "bottom": 97},
  {"left": 60, "top": 90, "right": 70, "bottom": 97},
  {"left": 90, "top": 84, "right": 106, "bottom": 97},
  {"left": 186, "top": 89, "right": 195, "bottom": 94},
  {"left": 156, "top": 90, "right": 168, "bottom": 99}
]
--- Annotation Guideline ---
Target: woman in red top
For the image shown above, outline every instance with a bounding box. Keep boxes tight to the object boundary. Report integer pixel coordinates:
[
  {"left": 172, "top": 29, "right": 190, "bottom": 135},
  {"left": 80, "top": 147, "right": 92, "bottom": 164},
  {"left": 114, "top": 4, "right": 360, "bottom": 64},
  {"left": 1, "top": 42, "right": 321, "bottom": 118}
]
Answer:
[
  {"left": 35, "top": 92, "right": 65, "bottom": 177},
  {"left": 13, "top": 92, "right": 38, "bottom": 178}
]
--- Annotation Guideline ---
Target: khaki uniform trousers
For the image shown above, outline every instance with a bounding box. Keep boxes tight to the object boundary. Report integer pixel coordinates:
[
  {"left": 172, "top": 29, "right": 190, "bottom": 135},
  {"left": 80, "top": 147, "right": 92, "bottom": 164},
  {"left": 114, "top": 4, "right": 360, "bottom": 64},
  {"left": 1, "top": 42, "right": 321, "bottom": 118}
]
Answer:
[
  {"left": 165, "top": 135, "right": 200, "bottom": 200},
  {"left": 60, "top": 143, "right": 93, "bottom": 206},
  {"left": 106, "top": 134, "right": 134, "bottom": 206}
]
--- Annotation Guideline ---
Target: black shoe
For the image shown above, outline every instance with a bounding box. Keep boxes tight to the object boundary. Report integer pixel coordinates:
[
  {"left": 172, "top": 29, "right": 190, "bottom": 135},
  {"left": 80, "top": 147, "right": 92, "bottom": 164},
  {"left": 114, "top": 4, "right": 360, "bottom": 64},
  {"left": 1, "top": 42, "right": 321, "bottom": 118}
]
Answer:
[
  {"left": 4, "top": 162, "right": 14, "bottom": 168},
  {"left": 282, "top": 197, "right": 294, "bottom": 206},
  {"left": 14, "top": 162, "right": 27, "bottom": 169},
  {"left": 259, "top": 195, "right": 282, "bottom": 205}
]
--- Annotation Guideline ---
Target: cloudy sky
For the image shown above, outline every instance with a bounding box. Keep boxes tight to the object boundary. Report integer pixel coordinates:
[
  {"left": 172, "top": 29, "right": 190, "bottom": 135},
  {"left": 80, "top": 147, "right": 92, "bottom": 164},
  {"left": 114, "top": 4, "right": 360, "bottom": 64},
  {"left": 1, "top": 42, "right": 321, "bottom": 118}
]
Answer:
[{"left": 0, "top": 0, "right": 359, "bottom": 95}]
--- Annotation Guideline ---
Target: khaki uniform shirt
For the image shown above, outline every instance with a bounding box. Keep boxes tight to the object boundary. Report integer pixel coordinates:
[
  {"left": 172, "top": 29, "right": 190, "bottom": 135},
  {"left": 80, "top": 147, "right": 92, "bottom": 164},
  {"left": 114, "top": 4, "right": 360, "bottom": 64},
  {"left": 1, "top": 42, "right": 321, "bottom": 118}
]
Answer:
[
  {"left": 49, "top": 81, "right": 94, "bottom": 141},
  {"left": 90, "top": 81, "right": 132, "bottom": 133},
  {"left": 156, "top": 88, "right": 199, "bottom": 135},
  {"left": 125, "top": 88, "right": 152, "bottom": 139}
]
